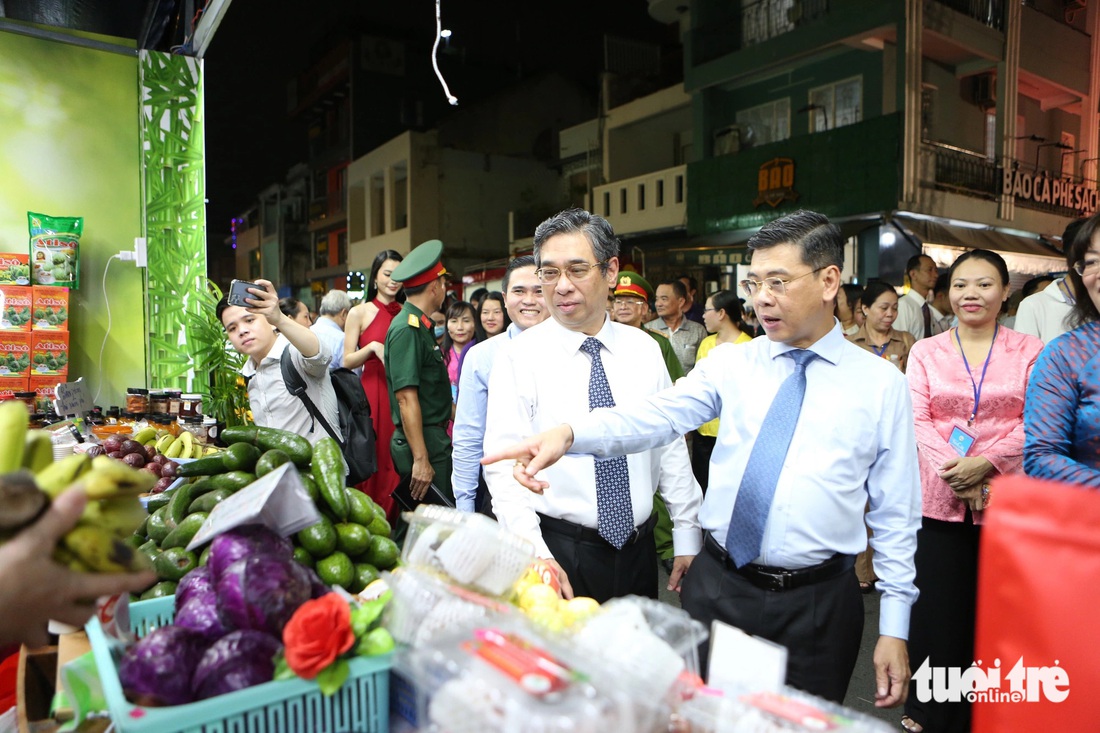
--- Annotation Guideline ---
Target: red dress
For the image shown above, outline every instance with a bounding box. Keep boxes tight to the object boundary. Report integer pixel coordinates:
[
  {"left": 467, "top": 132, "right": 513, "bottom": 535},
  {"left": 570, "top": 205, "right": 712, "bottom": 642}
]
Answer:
[{"left": 357, "top": 299, "right": 402, "bottom": 519}]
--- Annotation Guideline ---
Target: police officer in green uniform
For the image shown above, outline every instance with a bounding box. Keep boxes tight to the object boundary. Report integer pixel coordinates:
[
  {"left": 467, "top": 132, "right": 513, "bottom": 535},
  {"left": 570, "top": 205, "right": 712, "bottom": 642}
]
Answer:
[
  {"left": 611, "top": 272, "right": 684, "bottom": 382},
  {"left": 610, "top": 270, "right": 681, "bottom": 569},
  {"left": 384, "top": 239, "right": 454, "bottom": 501}
]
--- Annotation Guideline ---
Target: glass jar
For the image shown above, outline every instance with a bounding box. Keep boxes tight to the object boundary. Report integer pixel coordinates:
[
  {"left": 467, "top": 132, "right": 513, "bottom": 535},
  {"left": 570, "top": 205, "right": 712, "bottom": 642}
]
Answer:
[
  {"left": 28, "top": 412, "right": 46, "bottom": 429},
  {"left": 165, "top": 390, "right": 183, "bottom": 417},
  {"left": 13, "top": 391, "right": 35, "bottom": 413},
  {"left": 180, "top": 393, "right": 203, "bottom": 418},
  {"left": 201, "top": 416, "right": 218, "bottom": 444},
  {"left": 106, "top": 406, "right": 120, "bottom": 424},
  {"left": 149, "top": 389, "right": 169, "bottom": 414},
  {"left": 180, "top": 415, "right": 205, "bottom": 443},
  {"left": 126, "top": 388, "right": 149, "bottom": 415}
]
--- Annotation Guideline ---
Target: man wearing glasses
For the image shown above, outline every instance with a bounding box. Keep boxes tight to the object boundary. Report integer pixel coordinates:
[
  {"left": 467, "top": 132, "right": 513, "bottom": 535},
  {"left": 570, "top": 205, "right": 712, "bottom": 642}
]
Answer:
[
  {"left": 485, "top": 210, "right": 920, "bottom": 708},
  {"left": 483, "top": 208, "right": 702, "bottom": 603}
]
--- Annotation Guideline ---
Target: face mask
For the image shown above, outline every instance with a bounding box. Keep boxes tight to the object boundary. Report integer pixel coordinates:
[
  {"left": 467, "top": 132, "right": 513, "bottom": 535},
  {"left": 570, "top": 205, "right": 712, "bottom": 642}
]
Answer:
[{"left": 433, "top": 325, "right": 446, "bottom": 339}]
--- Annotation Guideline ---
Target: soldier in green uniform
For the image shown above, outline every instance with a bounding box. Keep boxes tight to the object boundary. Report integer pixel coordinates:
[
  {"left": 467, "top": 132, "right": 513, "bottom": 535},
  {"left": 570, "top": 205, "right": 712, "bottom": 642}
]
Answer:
[
  {"left": 610, "top": 271, "right": 682, "bottom": 569},
  {"left": 384, "top": 239, "right": 454, "bottom": 501}
]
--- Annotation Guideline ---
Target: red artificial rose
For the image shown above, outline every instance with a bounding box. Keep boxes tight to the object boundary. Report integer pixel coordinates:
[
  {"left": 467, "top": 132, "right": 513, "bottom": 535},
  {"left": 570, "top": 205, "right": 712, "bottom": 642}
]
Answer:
[{"left": 282, "top": 593, "right": 356, "bottom": 679}]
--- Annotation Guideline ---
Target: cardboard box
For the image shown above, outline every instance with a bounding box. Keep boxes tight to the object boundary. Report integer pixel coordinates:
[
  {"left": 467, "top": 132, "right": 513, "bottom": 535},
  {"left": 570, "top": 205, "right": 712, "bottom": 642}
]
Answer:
[
  {"left": 0, "top": 375, "right": 29, "bottom": 400},
  {"left": 29, "top": 375, "right": 59, "bottom": 412},
  {"left": 30, "top": 330, "right": 68, "bottom": 376},
  {"left": 0, "top": 252, "right": 31, "bottom": 285},
  {"left": 31, "top": 285, "right": 70, "bottom": 331},
  {"left": 0, "top": 284, "right": 32, "bottom": 331},
  {"left": 0, "top": 331, "right": 31, "bottom": 377}
]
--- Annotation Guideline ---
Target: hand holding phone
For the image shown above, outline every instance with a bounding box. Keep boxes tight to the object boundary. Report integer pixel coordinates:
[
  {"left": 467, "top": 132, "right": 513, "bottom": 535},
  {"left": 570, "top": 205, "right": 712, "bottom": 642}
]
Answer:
[{"left": 227, "top": 279, "right": 260, "bottom": 307}]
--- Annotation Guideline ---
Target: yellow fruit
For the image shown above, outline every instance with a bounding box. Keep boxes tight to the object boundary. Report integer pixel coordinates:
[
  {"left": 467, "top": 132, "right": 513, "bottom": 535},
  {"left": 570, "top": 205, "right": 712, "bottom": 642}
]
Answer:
[
  {"left": 560, "top": 596, "right": 600, "bottom": 626},
  {"left": 518, "top": 583, "right": 560, "bottom": 613}
]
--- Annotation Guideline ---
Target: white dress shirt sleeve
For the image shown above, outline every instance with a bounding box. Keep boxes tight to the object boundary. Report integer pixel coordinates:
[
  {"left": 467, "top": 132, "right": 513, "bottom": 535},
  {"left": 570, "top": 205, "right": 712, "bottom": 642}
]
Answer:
[{"left": 452, "top": 342, "right": 491, "bottom": 512}]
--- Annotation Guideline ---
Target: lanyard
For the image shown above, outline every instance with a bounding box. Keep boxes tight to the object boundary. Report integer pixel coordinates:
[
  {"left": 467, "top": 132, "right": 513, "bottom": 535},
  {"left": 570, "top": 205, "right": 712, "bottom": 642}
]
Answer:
[
  {"left": 870, "top": 340, "right": 889, "bottom": 357},
  {"left": 955, "top": 323, "right": 998, "bottom": 426}
]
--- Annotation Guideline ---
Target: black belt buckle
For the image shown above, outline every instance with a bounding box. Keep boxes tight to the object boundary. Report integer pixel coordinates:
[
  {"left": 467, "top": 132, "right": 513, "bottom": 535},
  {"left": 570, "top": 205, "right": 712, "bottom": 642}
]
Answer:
[{"left": 754, "top": 569, "right": 791, "bottom": 592}]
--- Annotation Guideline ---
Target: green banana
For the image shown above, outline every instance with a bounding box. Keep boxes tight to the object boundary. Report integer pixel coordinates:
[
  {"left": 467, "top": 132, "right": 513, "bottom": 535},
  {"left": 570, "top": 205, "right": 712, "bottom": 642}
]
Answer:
[
  {"left": 60, "top": 524, "right": 150, "bottom": 573},
  {"left": 155, "top": 433, "right": 175, "bottom": 455},
  {"left": 0, "top": 400, "right": 28, "bottom": 473},
  {"left": 35, "top": 454, "right": 93, "bottom": 498},
  {"left": 80, "top": 497, "right": 149, "bottom": 538},
  {"left": 22, "top": 430, "right": 53, "bottom": 473},
  {"left": 132, "top": 427, "right": 157, "bottom": 445}
]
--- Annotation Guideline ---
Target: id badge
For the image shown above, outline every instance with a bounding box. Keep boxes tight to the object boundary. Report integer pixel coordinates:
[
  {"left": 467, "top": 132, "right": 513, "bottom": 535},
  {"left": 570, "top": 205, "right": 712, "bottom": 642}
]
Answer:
[{"left": 948, "top": 423, "right": 978, "bottom": 457}]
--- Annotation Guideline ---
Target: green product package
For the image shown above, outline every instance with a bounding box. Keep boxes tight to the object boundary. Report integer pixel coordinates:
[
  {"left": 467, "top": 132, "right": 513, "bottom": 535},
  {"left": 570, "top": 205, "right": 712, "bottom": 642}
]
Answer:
[{"left": 28, "top": 211, "right": 83, "bottom": 288}]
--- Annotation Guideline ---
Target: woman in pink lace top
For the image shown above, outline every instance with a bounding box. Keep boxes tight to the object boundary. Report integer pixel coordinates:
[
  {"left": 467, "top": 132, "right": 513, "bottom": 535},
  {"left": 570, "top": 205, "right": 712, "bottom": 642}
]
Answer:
[{"left": 902, "top": 250, "right": 1043, "bottom": 733}]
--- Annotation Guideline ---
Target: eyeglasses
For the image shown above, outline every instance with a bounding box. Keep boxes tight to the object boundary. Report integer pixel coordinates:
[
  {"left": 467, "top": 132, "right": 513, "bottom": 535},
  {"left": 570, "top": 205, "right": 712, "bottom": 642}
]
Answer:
[
  {"left": 1073, "top": 258, "right": 1100, "bottom": 277},
  {"left": 702, "top": 307, "right": 716, "bottom": 313},
  {"left": 612, "top": 297, "right": 645, "bottom": 307},
  {"left": 535, "top": 261, "right": 608, "bottom": 284},
  {"left": 740, "top": 267, "right": 825, "bottom": 298}
]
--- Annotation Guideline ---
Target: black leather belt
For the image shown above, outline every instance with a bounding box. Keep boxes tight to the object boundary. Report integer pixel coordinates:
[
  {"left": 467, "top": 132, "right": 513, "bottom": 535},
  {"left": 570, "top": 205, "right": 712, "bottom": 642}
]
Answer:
[
  {"left": 704, "top": 532, "right": 855, "bottom": 592},
  {"left": 394, "top": 422, "right": 449, "bottom": 431},
  {"left": 537, "top": 512, "right": 657, "bottom": 548}
]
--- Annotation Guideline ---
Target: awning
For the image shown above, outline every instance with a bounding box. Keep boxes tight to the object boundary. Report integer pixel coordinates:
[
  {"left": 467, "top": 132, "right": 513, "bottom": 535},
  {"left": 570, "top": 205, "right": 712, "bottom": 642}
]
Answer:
[
  {"left": 890, "top": 215, "right": 1064, "bottom": 259},
  {"left": 688, "top": 214, "right": 883, "bottom": 249}
]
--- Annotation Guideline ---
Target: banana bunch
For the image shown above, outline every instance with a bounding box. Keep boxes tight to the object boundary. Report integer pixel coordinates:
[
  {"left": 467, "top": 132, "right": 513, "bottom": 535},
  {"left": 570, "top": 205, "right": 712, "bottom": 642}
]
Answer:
[
  {"left": 0, "top": 401, "right": 154, "bottom": 574},
  {"left": 159, "top": 430, "right": 205, "bottom": 460}
]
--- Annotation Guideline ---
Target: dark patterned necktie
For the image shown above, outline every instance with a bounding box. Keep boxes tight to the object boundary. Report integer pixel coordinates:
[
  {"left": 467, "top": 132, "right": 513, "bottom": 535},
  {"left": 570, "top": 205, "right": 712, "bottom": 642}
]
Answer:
[
  {"left": 726, "top": 349, "right": 818, "bottom": 567},
  {"left": 922, "top": 302, "right": 933, "bottom": 339},
  {"left": 580, "top": 337, "right": 633, "bottom": 549}
]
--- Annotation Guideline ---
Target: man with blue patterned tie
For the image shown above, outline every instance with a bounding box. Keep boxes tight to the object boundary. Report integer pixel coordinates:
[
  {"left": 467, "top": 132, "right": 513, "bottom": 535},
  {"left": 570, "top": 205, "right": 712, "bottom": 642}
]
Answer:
[
  {"left": 483, "top": 208, "right": 702, "bottom": 603},
  {"left": 484, "top": 210, "right": 920, "bottom": 707}
]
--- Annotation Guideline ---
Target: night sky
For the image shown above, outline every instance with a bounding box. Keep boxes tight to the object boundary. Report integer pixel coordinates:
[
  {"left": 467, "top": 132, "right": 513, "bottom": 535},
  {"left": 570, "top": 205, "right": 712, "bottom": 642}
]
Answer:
[{"left": 203, "top": 0, "right": 673, "bottom": 240}]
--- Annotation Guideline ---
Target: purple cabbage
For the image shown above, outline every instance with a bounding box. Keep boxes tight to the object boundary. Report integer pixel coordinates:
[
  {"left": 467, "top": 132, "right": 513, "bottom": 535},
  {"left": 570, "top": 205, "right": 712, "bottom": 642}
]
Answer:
[
  {"left": 119, "top": 626, "right": 208, "bottom": 706},
  {"left": 215, "top": 554, "right": 312, "bottom": 636},
  {"left": 175, "top": 565, "right": 214, "bottom": 612},
  {"left": 207, "top": 524, "right": 293, "bottom": 581},
  {"left": 191, "top": 630, "right": 282, "bottom": 701},
  {"left": 175, "top": 590, "right": 231, "bottom": 640}
]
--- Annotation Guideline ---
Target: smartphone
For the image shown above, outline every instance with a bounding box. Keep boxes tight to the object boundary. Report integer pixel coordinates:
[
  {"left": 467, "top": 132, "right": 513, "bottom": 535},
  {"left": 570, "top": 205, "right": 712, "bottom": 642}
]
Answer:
[{"left": 227, "top": 279, "right": 259, "bottom": 307}]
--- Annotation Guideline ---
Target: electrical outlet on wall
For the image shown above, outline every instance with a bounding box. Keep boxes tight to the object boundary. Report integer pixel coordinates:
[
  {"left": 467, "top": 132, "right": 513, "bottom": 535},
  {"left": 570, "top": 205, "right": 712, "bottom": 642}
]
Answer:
[{"left": 134, "top": 237, "right": 147, "bottom": 268}]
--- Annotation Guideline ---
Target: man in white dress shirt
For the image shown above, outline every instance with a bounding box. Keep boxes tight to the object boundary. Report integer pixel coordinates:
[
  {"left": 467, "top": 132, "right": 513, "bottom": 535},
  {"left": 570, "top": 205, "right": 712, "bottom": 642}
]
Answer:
[
  {"left": 895, "top": 254, "right": 943, "bottom": 342},
  {"left": 485, "top": 210, "right": 920, "bottom": 707},
  {"left": 483, "top": 208, "right": 702, "bottom": 603},
  {"left": 1014, "top": 218, "right": 1086, "bottom": 343},
  {"left": 310, "top": 289, "right": 351, "bottom": 371}
]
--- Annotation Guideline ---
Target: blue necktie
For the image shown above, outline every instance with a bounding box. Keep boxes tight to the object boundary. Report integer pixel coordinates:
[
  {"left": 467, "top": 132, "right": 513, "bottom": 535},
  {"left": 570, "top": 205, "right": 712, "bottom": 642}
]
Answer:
[
  {"left": 580, "top": 337, "right": 634, "bottom": 549},
  {"left": 726, "top": 349, "right": 818, "bottom": 567}
]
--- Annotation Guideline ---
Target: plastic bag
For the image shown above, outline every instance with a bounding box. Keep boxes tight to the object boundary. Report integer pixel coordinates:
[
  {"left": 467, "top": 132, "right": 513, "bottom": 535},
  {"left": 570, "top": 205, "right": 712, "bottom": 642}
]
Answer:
[{"left": 28, "top": 212, "right": 82, "bottom": 288}]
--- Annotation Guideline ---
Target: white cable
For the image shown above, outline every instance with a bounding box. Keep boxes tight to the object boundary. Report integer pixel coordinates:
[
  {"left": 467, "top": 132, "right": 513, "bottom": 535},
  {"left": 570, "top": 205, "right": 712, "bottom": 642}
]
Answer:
[
  {"left": 93, "top": 255, "right": 121, "bottom": 405},
  {"left": 432, "top": 0, "right": 458, "bottom": 106}
]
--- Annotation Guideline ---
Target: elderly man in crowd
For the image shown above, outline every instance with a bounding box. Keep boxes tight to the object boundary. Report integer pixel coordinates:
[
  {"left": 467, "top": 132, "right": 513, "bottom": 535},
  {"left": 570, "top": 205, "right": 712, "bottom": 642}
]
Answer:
[{"left": 311, "top": 289, "right": 352, "bottom": 371}]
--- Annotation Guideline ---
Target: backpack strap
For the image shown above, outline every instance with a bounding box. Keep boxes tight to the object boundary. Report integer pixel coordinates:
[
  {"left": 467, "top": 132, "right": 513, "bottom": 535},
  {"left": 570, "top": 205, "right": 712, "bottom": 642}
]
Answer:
[{"left": 280, "top": 347, "right": 344, "bottom": 448}]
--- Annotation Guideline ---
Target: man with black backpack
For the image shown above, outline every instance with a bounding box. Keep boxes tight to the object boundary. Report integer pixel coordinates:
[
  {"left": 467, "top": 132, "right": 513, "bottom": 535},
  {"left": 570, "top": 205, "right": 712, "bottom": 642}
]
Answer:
[{"left": 217, "top": 279, "right": 339, "bottom": 446}]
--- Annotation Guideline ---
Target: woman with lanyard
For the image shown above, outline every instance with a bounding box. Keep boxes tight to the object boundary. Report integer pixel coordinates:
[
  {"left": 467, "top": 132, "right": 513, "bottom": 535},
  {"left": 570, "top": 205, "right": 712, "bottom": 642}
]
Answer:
[
  {"left": 902, "top": 249, "right": 1043, "bottom": 733},
  {"left": 848, "top": 279, "right": 914, "bottom": 373}
]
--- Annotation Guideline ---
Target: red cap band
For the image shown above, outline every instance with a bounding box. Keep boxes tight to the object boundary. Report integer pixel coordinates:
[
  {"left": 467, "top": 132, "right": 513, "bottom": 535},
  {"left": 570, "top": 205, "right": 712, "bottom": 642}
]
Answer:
[{"left": 400, "top": 262, "right": 447, "bottom": 288}]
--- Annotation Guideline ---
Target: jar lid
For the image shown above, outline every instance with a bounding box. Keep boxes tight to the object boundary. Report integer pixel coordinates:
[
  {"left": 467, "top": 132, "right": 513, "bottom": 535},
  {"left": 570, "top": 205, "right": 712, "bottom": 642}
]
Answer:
[
  {"left": 14, "top": 391, "right": 34, "bottom": 397},
  {"left": 127, "top": 387, "right": 149, "bottom": 395},
  {"left": 183, "top": 416, "right": 202, "bottom": 424},
  {"left": 120, "top": 411, "right": 137, "bottom": 419},
  {"left": 181, "top": 393, "right": 202, "bottom": 399},
  {"left": 165, "top": 390, "right": 182, "bottom": 396}
]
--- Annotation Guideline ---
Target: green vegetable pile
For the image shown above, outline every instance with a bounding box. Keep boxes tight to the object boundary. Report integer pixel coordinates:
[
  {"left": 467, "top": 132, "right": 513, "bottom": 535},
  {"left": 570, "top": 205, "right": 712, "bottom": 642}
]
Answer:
[{"left": 132, "top": 427, "right": 399, "bottom": 599}]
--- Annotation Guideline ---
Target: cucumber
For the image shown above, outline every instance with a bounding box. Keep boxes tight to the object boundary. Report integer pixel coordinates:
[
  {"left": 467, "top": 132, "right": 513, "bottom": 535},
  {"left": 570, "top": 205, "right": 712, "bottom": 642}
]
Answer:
[
  {"left": 222, "top": 426, "right": 312, "bottom": 467},
  {"left": 176, "top": 454, "right": 228, "bottom": 477},
  {"left": 189, "top": 488, "right": 233, "bottom": 514},
  {"left": 222, "top": 442, "right": 261, "bottom": 472},
  {"left": 312, "top": 437, "right": 348, "bottom": 521},
  {"left": 166, "top": 482, "right": 194, "bottom": 527},
  {"left": 161, "top": 512, "right": 208, "bottom": 549},
  {"left": 255, "top": 449, "right": 291, "bottom": 477},
  {"left": 137, "top": 539, "right": 159, "bottom": 565},
  {"left": 140, "top": 581, "right": 177, "bottom": 600},
  {"left": 208, "top": 471, "right": 256, "bottom": 492},
  {"left": 146, "top": 507, "right": 172, "bottom": 545},
  {"left": 187, "top": 477, "right": 216, "bottom": 497},
  {"left": 144, "top": 493, "right": 171, "bottom": 512}
]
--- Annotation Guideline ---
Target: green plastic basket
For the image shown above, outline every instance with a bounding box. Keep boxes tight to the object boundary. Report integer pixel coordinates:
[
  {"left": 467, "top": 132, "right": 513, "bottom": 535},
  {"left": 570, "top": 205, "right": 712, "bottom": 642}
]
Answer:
[{"left": 86, "top": 596, "right": 392, "bottom": 733}]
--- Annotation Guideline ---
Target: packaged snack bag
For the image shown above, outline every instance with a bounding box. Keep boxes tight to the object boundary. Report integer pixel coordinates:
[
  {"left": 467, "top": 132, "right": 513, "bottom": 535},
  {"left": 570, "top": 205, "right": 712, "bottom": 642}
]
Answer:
[{"left": 28, "top": 212, "right": 83, "bottom": 288}]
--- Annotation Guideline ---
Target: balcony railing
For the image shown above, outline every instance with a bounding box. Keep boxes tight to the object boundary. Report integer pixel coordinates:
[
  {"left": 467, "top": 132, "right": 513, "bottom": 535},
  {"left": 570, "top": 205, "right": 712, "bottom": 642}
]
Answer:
[
  {"left": 934, "top": 0, "right": 1004, "bottom": 30},
  {"left": 921, "top": 141, "right": 999, "bottom": 199},
  {"left": 691, "top": 0, "right": 829, "bottom": 66}
]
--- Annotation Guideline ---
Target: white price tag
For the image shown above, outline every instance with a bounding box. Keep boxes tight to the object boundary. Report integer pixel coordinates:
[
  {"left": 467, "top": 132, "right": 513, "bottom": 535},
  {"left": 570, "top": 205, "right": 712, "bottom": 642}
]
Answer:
[
  {"left": 706, "top": 620, "right": 788, "bottom": 695},
  {"left": 53, "top": 378, "right": 91, "bottom": 416},
  {"left": 186, "top": 462, "right": 320, "bottom": 551}
]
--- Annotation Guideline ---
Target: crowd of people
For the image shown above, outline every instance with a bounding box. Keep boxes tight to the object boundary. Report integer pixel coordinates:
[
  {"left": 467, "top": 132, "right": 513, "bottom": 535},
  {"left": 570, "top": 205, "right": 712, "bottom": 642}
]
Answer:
[{"left": 5, "top": 205, "right": 1099, "bottom": 733}]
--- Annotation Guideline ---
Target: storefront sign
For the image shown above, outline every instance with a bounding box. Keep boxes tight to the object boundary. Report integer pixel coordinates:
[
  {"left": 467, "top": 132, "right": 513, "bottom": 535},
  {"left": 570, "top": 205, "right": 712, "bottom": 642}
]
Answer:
[
  {"left": 671, "top": 249, "right": 747, "bottom": 266},
  {"left": 753, "top": 158, "right": 799, "bottom": 209},
  {"left": 1002, "top": 169, "right": 1099, "bottom": 215}
]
